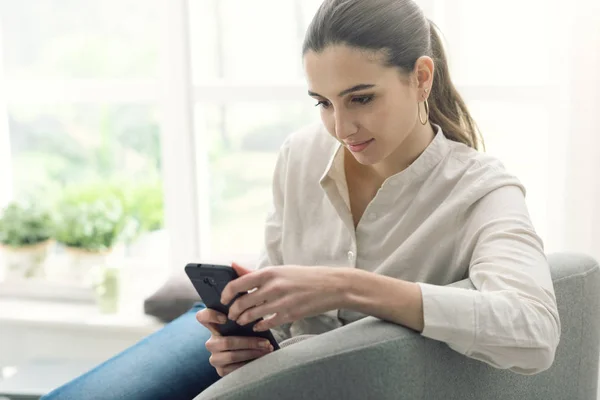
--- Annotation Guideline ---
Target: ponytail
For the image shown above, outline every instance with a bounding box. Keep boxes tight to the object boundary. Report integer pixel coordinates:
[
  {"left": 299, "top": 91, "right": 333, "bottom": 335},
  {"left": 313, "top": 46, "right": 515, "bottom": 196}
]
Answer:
[{"left": 428, "top": 21, "right": 484, "bottom": 150}]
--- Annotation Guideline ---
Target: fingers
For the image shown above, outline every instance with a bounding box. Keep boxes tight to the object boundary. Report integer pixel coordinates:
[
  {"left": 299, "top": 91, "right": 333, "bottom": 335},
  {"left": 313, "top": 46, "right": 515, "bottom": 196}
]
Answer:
[
  {"left": 231, "top": 262, "right": 253, "bottom": 276},
  {"left": 209, "top": 349, "right": 271, "bottom": 371},
  {"left": 252, "top": 313, "right": 283, "bottom": 332},
  {"left": 205, "top": 335, "right": 273, "bottom": 353},
  {"left": 235, "top": 297, "right": 285, "bottom": 327},
  {"left": 222, "top": 268, "right": 271, "bottom": 305},
  {"left": 196, "top": 309, "right": 227, "bottom": 336},
  {"left": 196, "top": 308, "right": 228, "bottom": 325},
  {"left": 207, "top": 335, "right": 275, "bottom": 378},
  {"left": 216, "top": 361, "right": 250, "bottom": 377},
  {"left": 227, "top": 291, "right": 268, "bottom": 322}
]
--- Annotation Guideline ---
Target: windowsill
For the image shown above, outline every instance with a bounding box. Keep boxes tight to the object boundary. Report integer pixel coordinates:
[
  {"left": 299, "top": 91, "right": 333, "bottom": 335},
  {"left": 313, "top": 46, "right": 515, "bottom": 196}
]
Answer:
[
  {"left": 0, "top": 279, "right": 96, "bottom": 303},
  {"left": 0, "top": 297, "right": 165, "bottom": 336}
]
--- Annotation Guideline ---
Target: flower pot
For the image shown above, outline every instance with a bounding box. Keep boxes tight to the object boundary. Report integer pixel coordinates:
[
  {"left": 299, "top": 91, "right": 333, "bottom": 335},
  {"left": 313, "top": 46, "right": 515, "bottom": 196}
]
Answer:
[
  {"left": 64, "top": 247, "right": 112, "bottom": 287},
  {"left": 0, "top": 240, "right": 52, "bottom": 280}
]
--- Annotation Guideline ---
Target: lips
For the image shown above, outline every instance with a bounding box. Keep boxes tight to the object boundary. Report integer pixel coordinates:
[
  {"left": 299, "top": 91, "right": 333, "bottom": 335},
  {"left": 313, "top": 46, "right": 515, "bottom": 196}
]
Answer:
[{"left": 346, "top": 139, "right": 374, "bottom": 153}]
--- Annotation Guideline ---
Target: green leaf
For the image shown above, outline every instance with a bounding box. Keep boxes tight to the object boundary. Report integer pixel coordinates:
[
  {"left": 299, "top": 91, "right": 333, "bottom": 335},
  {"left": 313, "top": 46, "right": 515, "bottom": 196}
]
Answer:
[{"left": 0, "top": 200, "right": 53, "bottom": 247}]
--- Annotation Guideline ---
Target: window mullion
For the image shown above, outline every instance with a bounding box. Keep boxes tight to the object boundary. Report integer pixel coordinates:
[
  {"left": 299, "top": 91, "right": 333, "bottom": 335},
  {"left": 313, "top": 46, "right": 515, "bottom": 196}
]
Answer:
[{"left": 158, "top": 0, "right": 203, "bottom": 272}]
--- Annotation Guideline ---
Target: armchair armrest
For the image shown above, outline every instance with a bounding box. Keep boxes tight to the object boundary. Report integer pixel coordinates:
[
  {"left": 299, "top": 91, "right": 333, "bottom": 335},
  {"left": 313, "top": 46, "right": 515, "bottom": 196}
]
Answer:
[
  {"left": 195, "top": 279, "right": 532, "bottom": 400},
  {"left": 196, "top": 261, "right": 598, "bottom": 400},
  {"left": 196, "top": 314, "right": 436, "bottom": 400}
]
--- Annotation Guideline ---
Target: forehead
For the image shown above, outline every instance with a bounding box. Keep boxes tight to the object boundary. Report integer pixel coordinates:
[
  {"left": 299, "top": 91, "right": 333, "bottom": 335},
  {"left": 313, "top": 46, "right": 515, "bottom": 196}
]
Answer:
[{"left": 303, "top": 45, "right": 405, "bottom": 95}]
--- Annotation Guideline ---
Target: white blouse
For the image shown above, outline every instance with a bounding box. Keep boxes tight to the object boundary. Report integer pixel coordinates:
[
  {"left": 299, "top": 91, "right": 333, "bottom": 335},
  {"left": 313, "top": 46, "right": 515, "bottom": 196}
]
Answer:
[{"left": 256, "top": 122, "right": 561, "bottom": 375}]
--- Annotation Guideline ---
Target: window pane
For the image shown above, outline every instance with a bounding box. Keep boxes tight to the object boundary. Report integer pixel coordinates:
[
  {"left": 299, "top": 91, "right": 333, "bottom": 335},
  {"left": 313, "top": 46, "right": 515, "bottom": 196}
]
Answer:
[
  {"left": 442, "top": 0, "right": 559, "bottom": 86},
  {"left": 467, "top": 100, "right": 551, "bottom": 242},
  {"left": 7, "top": 104, "right": 167, "bottom": 264},
  {"left": 189, "top": 0, "right": 323, "bottom": 83},
  {"left": 9, "top": 104, "right": 161, "bottom": 196},
  {"left": 195, "top": 101, "right": 319, "bottom": 259},
  {"left": 0, "top": 0, "right": 160, "bottom": 79}
]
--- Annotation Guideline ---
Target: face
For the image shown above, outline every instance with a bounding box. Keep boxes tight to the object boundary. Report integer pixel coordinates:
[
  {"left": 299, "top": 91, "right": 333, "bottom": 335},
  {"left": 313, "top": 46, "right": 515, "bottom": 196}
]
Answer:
[{"left": 303, "top": 45, "right": 433, "bottom": 168}]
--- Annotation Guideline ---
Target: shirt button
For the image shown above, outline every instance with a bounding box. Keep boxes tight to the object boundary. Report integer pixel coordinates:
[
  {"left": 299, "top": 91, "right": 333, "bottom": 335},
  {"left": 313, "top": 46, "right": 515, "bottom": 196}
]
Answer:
[{"left": 347, "top": 251, "right": 355, "bottom": 262}]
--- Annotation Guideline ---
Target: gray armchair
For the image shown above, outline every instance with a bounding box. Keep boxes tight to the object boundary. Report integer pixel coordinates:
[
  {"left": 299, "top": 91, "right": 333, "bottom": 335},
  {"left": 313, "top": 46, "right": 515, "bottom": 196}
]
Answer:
[{"left": 196, "top": 253, "right": 600, "bottom": 400}]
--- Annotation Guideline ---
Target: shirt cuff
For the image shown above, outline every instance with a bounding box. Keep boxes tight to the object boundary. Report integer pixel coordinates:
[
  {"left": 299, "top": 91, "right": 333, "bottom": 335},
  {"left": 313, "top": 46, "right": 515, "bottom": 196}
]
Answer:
[{"left": 417, "top": 282, "right": 478, "bottom": 354}]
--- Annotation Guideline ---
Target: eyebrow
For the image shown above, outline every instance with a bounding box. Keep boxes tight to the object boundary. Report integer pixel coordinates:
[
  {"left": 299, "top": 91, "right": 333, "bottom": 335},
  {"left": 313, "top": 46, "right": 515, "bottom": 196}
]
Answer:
[{"left": 308, "top": 84, "right": 376, "bottom": 98}]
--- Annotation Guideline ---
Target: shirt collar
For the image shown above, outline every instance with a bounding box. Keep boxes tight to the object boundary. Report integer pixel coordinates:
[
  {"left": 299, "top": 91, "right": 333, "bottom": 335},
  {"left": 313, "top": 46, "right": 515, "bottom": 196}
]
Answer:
[{"left": 320, "top": 123, "right": 451, "bottom": 187}]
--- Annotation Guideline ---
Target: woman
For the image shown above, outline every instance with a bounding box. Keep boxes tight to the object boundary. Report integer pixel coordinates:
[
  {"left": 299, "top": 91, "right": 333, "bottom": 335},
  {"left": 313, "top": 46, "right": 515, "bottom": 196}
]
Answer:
[{"left": 43, "top": 0, "right": 560, "bottom": 398}]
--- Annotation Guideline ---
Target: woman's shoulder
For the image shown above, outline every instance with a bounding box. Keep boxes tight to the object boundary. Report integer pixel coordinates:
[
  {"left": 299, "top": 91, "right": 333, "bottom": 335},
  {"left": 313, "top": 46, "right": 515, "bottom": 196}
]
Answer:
[{"left": 444, "top": 139, "right": 526, "bottom": 200}]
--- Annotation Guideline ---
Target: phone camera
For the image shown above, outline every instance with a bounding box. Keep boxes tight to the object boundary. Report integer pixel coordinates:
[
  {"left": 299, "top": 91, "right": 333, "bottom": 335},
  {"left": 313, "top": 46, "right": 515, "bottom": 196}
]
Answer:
[{"left": 203, "top": 277, "right": 217, "bottom": 286}]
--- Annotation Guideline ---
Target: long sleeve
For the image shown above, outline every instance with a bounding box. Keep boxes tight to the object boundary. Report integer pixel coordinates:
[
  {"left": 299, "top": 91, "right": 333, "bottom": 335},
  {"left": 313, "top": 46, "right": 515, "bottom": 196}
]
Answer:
[{"left": 417, "top": 183, "right": 561, "bottom": 375}]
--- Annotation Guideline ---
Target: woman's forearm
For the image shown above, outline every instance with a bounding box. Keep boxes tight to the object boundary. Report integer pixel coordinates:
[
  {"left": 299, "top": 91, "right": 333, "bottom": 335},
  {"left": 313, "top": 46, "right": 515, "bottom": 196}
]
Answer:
[{"left": 333, "top": 267, "right": 425, "bottom": 332}]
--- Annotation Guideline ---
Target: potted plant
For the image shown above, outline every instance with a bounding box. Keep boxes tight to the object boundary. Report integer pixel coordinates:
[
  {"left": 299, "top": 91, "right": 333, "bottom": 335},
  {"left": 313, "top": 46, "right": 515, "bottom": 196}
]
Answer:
[
  {"left": 123, "top": 180, "right": 165, "bottom": 257},
  {"left": 54, "top": 197, "right": 128, "bottom": 286},
  {"left": 0, "top": 201, "right": 53, "bottom": 280}
]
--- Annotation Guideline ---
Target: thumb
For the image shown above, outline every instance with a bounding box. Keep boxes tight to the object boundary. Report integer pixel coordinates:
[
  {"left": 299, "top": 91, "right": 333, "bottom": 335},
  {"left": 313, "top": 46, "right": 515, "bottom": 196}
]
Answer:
[{"left": 231, "top": 261, "right": 253, "bottom": 277}]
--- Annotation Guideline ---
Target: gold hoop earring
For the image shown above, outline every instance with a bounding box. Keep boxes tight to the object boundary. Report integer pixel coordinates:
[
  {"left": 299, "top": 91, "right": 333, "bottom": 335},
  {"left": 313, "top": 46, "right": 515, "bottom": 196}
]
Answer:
[{"left": 418, "top": 98, "right": 429, "bottom": 125}]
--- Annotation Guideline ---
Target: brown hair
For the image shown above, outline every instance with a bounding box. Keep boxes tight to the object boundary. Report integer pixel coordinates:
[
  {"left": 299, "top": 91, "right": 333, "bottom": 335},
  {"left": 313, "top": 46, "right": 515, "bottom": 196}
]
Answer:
[{"left": 303, "top": 0, "right": 484, "bottom": 150}]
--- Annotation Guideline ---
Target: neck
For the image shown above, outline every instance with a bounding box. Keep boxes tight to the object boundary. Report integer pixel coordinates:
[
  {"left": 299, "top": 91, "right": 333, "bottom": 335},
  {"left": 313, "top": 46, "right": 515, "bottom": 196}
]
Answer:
[{"left": 353, "top": 122, "right": 436, "bottom": 183}]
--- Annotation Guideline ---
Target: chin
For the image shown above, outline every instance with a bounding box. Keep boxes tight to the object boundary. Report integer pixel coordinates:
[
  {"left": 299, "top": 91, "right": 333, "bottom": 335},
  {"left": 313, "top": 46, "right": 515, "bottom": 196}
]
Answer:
[{"left": 350, "top": 150, "right": 382, "bottom": 166}]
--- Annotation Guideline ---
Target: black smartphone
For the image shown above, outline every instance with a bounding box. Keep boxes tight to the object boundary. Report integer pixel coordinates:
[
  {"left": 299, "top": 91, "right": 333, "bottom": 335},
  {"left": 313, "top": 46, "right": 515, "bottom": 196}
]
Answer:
[{"left": 184, "top": 263, "right": 280, "bottom": 350}]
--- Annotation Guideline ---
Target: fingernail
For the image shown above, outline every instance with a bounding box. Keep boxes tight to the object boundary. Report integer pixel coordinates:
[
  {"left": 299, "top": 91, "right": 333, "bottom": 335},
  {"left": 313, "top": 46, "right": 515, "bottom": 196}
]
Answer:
[
  {"left": 218, "top": 316, "right": 227, "bottom": 323},
  {"left": 259, "top": 341, "right": 270, "bottom": 348}
]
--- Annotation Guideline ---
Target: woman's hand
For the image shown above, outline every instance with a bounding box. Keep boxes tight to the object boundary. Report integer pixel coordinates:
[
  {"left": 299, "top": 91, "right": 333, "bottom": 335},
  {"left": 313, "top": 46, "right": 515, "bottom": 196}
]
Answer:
[
  {"left": 221, "top": 262, "right": 348, "bottom": 332},
  {"left": 196, "top": 308, "right": 274, "bottom": 377}
]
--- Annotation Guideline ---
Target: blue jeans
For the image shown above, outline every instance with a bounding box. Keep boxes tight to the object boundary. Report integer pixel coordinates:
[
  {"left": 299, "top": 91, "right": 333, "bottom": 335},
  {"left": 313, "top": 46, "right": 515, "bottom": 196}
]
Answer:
[{"left": 41, "top": 303, "right": 220, "bottom": 400}]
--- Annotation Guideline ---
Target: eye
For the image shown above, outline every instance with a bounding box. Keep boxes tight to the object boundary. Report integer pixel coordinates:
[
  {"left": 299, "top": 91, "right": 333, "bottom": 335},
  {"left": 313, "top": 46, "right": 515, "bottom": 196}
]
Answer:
[
  {"left": 315, "top": 100, "right": 331, "bottom": 109},
  {"left": 352, "top": 95, "right": 374, "bottom": 105}
]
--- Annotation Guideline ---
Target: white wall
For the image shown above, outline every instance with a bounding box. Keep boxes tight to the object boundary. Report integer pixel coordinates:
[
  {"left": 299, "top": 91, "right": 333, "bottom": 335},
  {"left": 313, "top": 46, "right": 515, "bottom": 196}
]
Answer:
[
  {"left": 563, "top": 1, "right": 600, "bottom": 261},
  {"left": 0, "top": 17, "right": 12, "bottom": 210}
]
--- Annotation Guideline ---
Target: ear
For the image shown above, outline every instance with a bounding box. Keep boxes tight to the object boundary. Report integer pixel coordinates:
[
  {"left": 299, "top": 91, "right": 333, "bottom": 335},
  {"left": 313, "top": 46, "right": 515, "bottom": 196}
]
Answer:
[
  {"left": 414, "top": 56, "right": 435, "bottom": 100},
  {"left": 231, "top": 261, "right": 253, "bottom": 277}
]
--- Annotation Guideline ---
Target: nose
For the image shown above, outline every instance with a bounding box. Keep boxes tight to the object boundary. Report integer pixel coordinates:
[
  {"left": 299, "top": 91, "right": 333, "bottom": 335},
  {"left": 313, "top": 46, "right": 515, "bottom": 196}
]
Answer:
[{"left": 333, "top": 109, "right": 358, "bottom": 141}]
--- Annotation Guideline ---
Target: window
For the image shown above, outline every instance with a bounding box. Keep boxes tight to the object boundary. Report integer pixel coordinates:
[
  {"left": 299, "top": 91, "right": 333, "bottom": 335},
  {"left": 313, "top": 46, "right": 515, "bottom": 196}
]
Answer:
[
  {"left": 195, "top": 102, "right": 317, "bottom": 258},
  {"left": 0, "top": 0, "right": 169, "bottom": 299},
  {"left": 0, "top": 0, "right": 574, "bottom": 300},
  {"left": 440, "top": 0, "right": 555, "bottom": 87},
  {"left": 1, "top": 0, "right": 159, "bottom": 79},
  {"left": 8, "top": 104, "right": 161, "bottom": 199},
  {"left": 189, "top": 0, "right": 322, "bottom": 261}
]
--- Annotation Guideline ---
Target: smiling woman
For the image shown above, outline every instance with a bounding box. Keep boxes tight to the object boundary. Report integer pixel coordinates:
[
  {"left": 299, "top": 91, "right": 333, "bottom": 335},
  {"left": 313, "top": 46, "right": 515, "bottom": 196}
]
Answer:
[{"left": 41, "top": 0, "right": 564, "bottom": 399}]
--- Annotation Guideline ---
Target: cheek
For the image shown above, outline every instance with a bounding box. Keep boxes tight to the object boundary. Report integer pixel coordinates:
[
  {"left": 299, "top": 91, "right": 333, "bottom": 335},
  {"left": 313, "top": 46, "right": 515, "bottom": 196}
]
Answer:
[
  {"left": 370, "top": 100, "right": 415, "bottom": 141},
  {"left": 320, "top": 110, "right": 337, "bottom": 139},
  {"left": 362, "top": 105, "right": 395, "bottom": 139}
]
